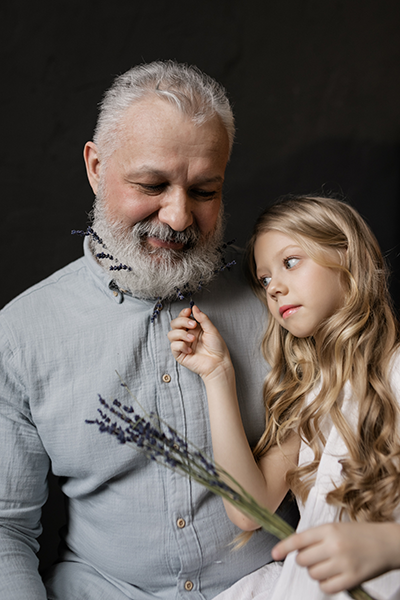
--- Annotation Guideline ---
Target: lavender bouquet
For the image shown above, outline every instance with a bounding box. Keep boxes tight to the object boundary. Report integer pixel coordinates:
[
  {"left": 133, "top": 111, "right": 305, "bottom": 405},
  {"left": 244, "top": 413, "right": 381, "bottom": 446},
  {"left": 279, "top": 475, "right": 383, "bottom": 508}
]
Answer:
[{"left": 86, "top": 380, "right": 374, "bottom": 600}]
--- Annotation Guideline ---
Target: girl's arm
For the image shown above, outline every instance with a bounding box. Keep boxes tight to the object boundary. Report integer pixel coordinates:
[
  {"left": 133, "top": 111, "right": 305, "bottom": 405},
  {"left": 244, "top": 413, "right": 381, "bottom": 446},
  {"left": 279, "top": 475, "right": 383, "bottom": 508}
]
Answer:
[
  {"left": 272, "top": 521, "right": 400, "bottom": 593},
  {"left": 168, "top": 305, "right": 299, "bottom": 531}
]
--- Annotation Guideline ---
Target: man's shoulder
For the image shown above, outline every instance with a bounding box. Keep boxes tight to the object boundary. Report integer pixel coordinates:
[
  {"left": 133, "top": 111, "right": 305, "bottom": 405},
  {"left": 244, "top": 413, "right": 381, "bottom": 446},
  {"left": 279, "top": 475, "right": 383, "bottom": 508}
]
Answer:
[
  {"left": 1, "top": 256, "right": 88, "bottom": 315},
  {"left": 211, "top": 244, "right": 256, "bottom": 298},
  {"left": 224, "top": 243, "right": 245, "bottom": 261},
  {"left": 201, "top": 244, "right": 266, "bottom": 321}
]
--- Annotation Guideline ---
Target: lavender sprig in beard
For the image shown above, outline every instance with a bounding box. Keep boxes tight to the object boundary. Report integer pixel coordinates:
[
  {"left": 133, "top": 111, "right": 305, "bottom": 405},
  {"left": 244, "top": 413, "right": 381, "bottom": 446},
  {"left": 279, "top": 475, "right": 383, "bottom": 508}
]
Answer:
[{"left": 90, "top": 195, "right": 226, "bottom": 301}]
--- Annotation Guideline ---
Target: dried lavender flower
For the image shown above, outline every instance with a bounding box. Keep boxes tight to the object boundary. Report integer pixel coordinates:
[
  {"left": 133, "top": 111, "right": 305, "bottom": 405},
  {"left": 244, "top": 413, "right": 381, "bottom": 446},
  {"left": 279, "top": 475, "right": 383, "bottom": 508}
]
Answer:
[{"left": 86, "top": 377, "right": 376, "bottom": 600}]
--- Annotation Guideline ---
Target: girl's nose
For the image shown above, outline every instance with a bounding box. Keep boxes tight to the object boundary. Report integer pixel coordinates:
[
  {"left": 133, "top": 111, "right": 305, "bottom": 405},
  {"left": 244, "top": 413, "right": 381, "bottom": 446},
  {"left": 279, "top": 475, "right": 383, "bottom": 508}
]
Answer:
[{"left": 267, "top": 277, "right": 288, "bottom": 299}]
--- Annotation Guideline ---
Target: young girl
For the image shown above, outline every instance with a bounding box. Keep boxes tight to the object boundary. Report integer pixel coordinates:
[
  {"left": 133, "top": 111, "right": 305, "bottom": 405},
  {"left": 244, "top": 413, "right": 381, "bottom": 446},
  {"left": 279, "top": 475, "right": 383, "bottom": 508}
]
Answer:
[{"left": 168, "top": 196, "right": 400, "bottom": 599}]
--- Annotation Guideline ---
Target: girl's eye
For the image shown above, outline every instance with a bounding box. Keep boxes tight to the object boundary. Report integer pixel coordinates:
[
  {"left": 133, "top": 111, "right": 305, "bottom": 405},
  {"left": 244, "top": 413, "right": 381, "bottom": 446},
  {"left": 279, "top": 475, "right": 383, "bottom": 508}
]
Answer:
[
  {"left": 259, "top": 276, "right": 272, "bottom": 288},
  {"left": 284, "top": 257, "right": 300, "bottom": 269}
]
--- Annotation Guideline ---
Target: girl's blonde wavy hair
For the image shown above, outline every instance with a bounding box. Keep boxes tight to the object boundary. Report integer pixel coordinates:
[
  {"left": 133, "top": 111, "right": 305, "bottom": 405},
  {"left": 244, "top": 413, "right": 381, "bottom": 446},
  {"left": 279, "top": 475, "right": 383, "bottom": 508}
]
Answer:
[{"left": 246, "top": 195, "right": 400, "bottom": 522}]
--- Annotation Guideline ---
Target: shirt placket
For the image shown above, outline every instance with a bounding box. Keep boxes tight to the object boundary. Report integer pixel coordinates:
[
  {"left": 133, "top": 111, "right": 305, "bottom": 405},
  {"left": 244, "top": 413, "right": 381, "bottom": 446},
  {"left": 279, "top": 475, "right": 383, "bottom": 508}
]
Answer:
[{"left": 150, "top": 303, "right": 206, "bottom": 599}]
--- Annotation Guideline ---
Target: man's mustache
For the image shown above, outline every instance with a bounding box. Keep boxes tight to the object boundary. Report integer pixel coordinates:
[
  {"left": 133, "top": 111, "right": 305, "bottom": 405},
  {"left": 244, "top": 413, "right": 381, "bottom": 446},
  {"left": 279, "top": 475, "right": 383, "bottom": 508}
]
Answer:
[{"left": 133, "top": 220, "right": 201, "bottom": 248}]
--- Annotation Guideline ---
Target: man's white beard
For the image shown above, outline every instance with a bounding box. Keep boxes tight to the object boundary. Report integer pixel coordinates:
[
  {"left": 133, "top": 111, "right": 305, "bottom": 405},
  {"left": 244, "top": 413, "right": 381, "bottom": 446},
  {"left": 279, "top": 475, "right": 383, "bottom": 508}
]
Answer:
[{"left": 89, "top": 195, "right": 226, "bottom": 300}]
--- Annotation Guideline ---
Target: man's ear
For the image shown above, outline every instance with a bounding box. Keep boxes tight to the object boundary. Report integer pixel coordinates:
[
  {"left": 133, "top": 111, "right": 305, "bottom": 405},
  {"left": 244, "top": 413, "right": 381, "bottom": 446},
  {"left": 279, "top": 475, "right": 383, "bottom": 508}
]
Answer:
[{"left": 84, "top": 141, "right": 101, "bottom": 195}]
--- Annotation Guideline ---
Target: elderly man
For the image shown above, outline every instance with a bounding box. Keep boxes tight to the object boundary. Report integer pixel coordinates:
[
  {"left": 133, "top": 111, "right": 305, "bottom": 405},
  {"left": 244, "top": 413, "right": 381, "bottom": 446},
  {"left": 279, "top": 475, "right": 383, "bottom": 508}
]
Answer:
[{"left": 0, "top": 61, "right": 297, "bottom": 600}]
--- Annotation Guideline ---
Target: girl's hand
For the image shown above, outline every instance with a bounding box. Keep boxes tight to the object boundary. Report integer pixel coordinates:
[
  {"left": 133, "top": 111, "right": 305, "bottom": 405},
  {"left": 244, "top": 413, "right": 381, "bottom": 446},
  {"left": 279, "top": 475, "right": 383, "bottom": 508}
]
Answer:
[
  {"left": 271, "top": 521, "right": 400, "bottom": 594},
  {"left": 168, "top": 305, "right": 232, "bottom": 381}
]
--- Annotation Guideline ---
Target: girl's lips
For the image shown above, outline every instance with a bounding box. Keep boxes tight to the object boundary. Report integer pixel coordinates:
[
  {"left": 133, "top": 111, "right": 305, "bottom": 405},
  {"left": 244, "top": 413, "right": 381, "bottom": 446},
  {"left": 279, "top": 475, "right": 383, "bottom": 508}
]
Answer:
[
  {"left": 279, "top": 305, "right": 301, "bottom": 319},
  {"left": 146, "top": 236, "right": 185, "bottom": 250}
]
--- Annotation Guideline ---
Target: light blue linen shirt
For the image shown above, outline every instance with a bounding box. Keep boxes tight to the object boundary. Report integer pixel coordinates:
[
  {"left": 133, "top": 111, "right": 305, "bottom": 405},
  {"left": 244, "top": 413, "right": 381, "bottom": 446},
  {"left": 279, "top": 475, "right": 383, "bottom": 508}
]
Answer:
[{"left": 0, "top": 239, "right": 297, "bottom": 600}]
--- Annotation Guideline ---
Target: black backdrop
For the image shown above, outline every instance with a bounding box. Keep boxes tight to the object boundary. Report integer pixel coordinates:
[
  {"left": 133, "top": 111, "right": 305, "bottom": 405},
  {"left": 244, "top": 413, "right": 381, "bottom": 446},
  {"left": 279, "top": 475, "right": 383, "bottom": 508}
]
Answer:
[
  {"left": 1, "top": 0, "right": 400, "bottom": 570},
  {"left": 2, "top": 1, "right": 400, "bottom": 312}
]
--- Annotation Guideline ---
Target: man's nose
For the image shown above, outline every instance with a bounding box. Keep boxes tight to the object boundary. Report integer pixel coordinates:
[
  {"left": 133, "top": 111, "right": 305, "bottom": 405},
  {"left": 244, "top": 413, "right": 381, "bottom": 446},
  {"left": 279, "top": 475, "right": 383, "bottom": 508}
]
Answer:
[{"left": 157, "top": 189, "right": 194, "bottom": 232}]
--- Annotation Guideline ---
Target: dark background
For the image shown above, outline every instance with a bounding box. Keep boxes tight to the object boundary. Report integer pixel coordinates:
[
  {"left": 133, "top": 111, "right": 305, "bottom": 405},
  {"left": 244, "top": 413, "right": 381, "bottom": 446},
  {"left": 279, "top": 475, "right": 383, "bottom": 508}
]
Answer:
[{"left": 2, "top": 0, "right": 400, "bottom": 571}]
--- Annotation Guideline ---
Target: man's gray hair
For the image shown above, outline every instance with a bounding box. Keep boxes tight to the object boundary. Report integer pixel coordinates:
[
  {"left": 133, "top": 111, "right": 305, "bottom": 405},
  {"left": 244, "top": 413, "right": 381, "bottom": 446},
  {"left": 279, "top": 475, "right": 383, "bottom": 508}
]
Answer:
[{"left": 93, "top": 60, "right": 235, "bottom": 161}]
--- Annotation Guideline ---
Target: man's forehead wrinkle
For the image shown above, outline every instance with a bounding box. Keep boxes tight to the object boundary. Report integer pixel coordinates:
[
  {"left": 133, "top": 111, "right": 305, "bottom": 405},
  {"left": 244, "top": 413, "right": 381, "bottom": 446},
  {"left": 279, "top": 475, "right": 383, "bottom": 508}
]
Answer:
[{"left": 120, "top": 100, "right": 228, "bottom": 147}]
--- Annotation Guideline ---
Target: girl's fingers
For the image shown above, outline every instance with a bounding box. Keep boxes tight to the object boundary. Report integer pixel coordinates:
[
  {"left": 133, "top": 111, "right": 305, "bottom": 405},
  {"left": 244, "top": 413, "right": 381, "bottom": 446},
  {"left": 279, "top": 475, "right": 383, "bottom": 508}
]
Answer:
[
  {"left": 306, "top": 558, "right": 340, "bottom": 582},
  {"left": 319, "top": 574, "right": 352, "bottom": 596},
  {"left": 295, "top": 543, "right": 331, "bottom": 569},
  {"left": 170, "top": 341, "right": 193, "bottom": 355},
  {"left": 272, "top": 534, "right": 303, "bottom": 560},
  {"left": 170, "top": 306, "right": 213, "bottom": 333},
  {"left": 168, "top": 329, "right": 196, "bottom": 343},
  {"left": 170, "top": 306, "right": 210, "bottom": 339},
  {"left": 272, "top": 528, "right": 324, "bottom": 560},
  {"left": 191, "top": 305, "right": 212, "bottom": 328},
  {"left": 170, "top": 316, "right": 198, "bottom": 331}
]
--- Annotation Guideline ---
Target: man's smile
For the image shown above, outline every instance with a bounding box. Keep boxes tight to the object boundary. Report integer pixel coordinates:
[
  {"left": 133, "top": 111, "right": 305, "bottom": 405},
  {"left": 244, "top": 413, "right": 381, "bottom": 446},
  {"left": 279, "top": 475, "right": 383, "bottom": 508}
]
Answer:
[{"left": 146, "top": 236, "right": 185, "bottom": 250}]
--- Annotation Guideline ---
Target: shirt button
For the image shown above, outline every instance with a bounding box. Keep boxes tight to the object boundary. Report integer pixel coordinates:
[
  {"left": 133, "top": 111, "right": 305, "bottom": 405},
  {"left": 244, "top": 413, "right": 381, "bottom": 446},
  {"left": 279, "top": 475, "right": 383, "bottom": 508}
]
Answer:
[
  {"left": 162, "top": 374, "right": 171, "bottom": 383},
  {"left": 176, "top": 518, "right": 186, "bottom": 529},
  {"left": 184, "top": 580, "right": 194, "bottom": 591}
]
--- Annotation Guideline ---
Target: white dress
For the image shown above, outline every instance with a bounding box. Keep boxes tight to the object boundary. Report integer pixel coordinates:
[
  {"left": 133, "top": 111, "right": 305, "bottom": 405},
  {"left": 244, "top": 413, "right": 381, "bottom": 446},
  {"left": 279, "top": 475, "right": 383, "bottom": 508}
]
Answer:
[{"left": 213, "top": 356, "right": 400, "bottom": 600}]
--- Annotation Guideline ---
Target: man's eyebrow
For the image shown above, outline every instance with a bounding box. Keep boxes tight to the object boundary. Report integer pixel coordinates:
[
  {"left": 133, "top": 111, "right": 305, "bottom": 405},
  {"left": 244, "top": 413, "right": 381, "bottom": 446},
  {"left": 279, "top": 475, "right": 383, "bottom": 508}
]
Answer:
[
  {"left": 125, "top": 167, "right": 224, "bottom": 185},
  {"left": 125, "top": 167, "right": 166, "bottom": 179},
  {"left": 193, "top": 175, "right": 225, "bottom": 184}
]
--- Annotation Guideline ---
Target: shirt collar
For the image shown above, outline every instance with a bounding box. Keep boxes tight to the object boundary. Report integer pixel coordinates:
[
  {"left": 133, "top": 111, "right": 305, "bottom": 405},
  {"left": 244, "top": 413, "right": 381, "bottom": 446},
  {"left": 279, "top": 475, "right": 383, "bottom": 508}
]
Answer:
[{"left": 83, "top": 236, "right": 138, "bottom": 305}]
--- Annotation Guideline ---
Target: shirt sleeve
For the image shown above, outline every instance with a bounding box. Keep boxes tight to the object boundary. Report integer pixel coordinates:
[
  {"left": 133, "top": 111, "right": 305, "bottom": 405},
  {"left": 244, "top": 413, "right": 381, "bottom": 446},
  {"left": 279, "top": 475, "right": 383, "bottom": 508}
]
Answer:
[{"left": 0, "top": 323, "right": 49, "bottom": 599}]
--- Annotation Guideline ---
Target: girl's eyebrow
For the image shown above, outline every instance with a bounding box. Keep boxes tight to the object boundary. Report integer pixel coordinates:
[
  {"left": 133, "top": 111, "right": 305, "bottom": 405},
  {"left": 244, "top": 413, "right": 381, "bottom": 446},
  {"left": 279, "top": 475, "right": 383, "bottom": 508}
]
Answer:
[
  {"left": 269, "top": 244, "right": 303, "bottom": 261},
  {"left": 256, "top": 245, "right": 303, "bottom": 276}
]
